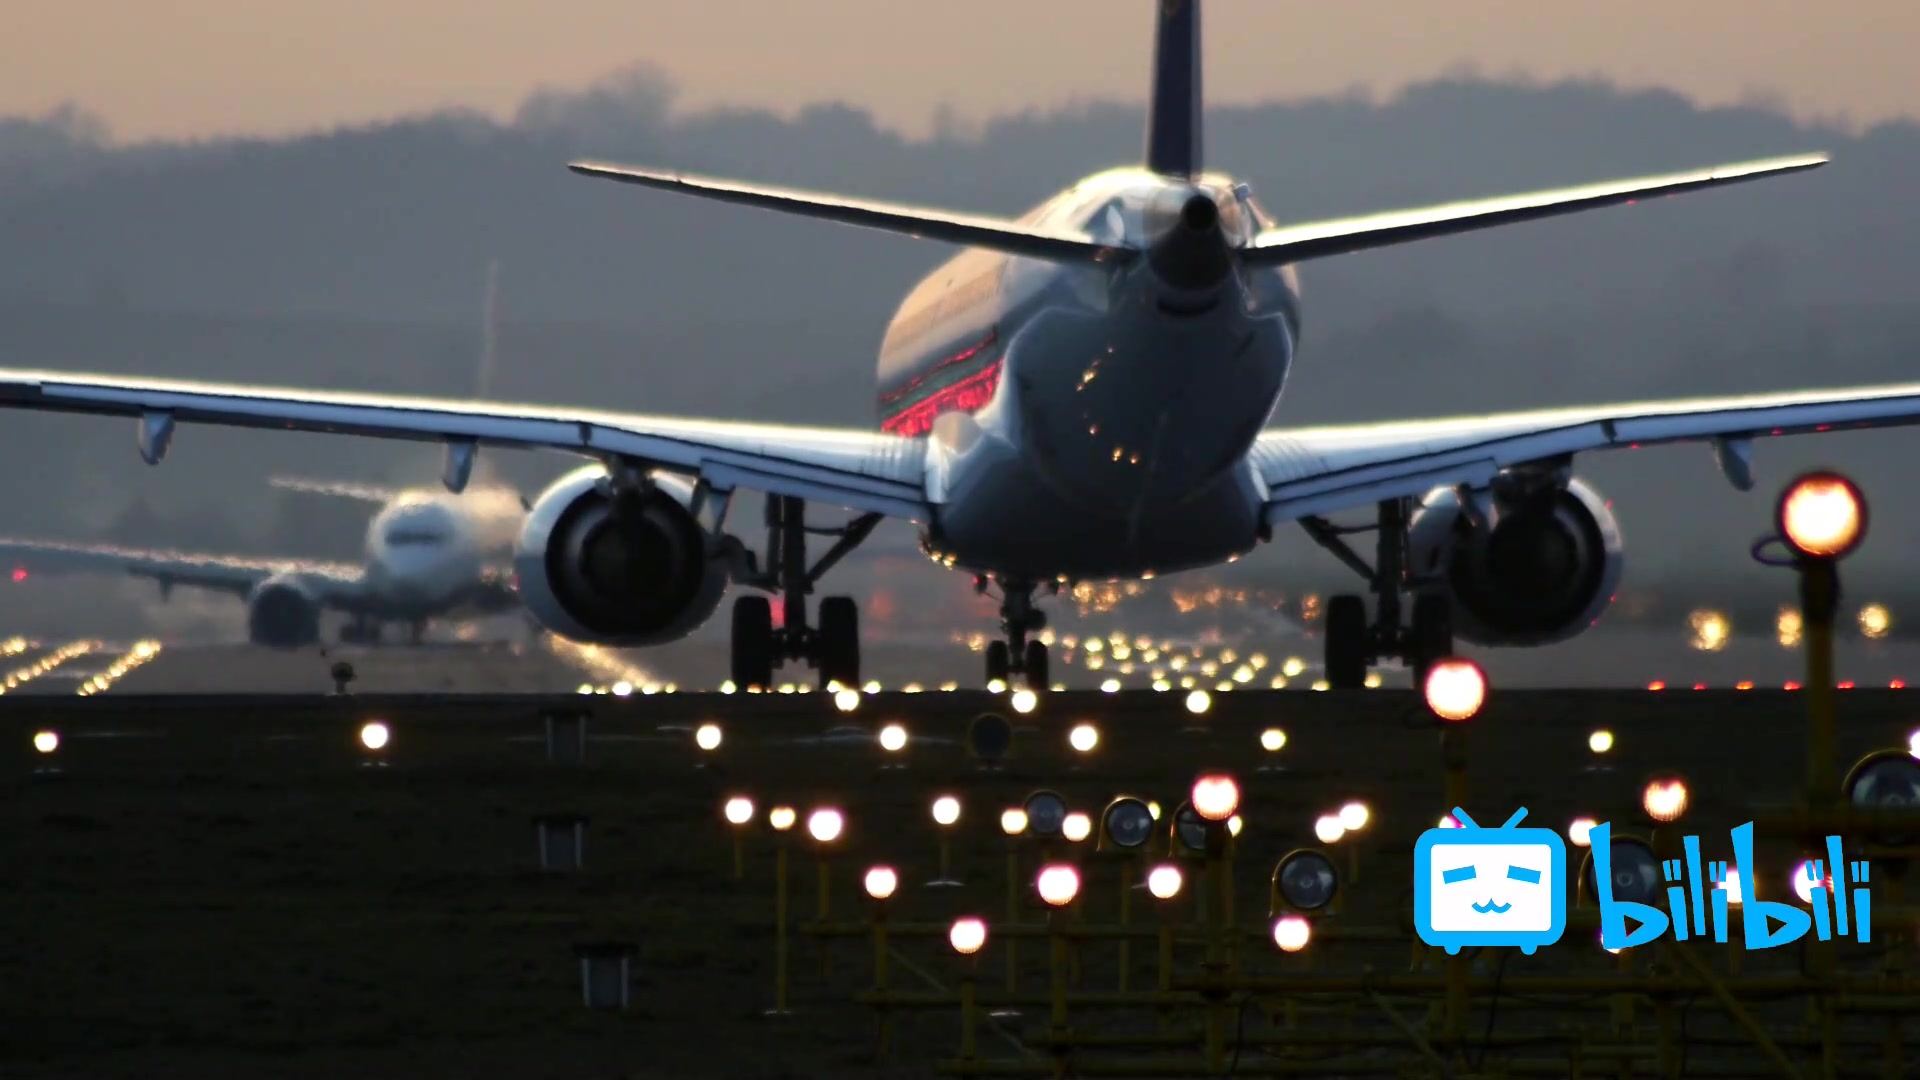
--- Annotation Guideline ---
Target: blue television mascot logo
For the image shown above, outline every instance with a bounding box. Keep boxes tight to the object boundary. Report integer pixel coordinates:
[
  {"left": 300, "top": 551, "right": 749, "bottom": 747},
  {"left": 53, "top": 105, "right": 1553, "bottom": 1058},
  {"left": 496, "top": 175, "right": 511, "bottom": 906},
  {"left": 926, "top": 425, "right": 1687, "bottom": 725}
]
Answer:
[{"left": 1413, "top": 807, "right": 1568, "bottom": 955}]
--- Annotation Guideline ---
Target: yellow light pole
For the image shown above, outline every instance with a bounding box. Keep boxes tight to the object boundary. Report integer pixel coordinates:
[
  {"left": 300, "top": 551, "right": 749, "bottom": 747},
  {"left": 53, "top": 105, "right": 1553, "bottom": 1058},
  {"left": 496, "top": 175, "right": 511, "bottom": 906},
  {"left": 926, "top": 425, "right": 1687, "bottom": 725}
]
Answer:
[
  {"left": 723, "top": 795, "right": 755, "bottom": 881},
  {"left": 766, "top": 804, "right": 797, "bottom": 1015}
]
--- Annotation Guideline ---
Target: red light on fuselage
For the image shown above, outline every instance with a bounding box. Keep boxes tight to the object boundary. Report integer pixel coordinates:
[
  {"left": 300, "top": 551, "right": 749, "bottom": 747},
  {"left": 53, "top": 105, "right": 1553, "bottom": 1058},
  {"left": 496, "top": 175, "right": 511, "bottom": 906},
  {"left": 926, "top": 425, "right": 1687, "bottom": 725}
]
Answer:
[{"left": 9, "top": 567, "right": 25, "bottom": 582}]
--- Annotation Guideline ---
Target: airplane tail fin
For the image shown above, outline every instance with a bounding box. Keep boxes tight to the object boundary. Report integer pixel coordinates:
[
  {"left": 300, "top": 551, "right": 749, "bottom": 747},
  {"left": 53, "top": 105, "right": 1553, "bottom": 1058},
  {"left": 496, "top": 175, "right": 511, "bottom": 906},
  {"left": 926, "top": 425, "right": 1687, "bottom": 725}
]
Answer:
[{"left": 1145, "top": 0, "right": 1202, "bottom": 179}]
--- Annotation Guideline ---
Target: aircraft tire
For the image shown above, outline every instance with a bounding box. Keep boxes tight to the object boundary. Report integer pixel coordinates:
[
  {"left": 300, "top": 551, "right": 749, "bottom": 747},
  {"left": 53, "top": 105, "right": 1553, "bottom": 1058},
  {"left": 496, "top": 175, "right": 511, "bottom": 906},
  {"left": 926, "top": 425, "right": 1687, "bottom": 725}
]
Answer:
[
  {"left": 1023, "top": 640, "right": 1049, "bottom": 691},
  {"left": 985, "top": 641, "right": 1011, "bottom": 687},
  {"left": 1325, "top": 594, "right": 1369, "bottom": 689},
  {"left": 731, "top": 595, "right": 775, "bottom": 690},
  {"left": 817, "top": 595, "right": 860, "bottom": 691}
]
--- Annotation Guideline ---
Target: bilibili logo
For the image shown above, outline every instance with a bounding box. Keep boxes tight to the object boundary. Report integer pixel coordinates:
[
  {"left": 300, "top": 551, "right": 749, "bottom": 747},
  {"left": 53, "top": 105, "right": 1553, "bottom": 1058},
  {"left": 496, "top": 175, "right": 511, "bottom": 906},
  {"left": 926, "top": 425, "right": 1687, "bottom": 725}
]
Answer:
[{"left": 1590, "top": 822, "right": 1872, "bottom": 949}]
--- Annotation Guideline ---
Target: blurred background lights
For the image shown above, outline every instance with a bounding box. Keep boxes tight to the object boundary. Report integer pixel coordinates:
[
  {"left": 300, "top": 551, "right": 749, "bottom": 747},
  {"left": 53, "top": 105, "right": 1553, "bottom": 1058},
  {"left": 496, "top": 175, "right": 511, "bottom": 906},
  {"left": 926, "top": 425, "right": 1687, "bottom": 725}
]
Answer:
[
  {"left": 1146, "top": 864, "right": 1183, "bottom": 899},
  {"left": 358, "top": 721, "right": 390, "bottom": 751},
  {"left": 878, "top": 723, "right": 908, "bottom": 752},
  {"left": 1337, "top": 801, "right": 1369, "bottom": 831},
  {"left": 1314, "top": 814, "right": 1347, "bottom": 844},
  {"left": 1272, "top": 916, "right": 1311, "bottom": 953},
  {"left": 769, "top": 805, "right": 797, "bottom": 831},
  {"left": 1185, "top": 689, "right": 1211, "bottom": 715},
  {"left": 1642, "top": 777, "right": 1690, "bottom": 823},
  {"left": 1568, "top": 817, "right": 1596, "bottom": 847},
  {"left": 724, "top": 796, "right": 754, "bottom": 825},
  {"left": 695, "top": 723, "right": 722, "bottom": 751},
  {"left": 807, "top": 808, "right": 844, "bottom": 843},
  {"left": 1589, "top": 729, "right": 1614, "bottom": 754},
  {"left": 833, "top": 687, "right": 861, "bottom": 712}
]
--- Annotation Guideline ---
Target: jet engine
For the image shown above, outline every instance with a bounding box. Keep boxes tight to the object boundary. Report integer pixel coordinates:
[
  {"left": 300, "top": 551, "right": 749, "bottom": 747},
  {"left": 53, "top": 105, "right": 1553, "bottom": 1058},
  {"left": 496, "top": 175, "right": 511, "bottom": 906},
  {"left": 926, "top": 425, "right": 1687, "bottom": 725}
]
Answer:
[
  {"left": 248, "top": 573, "right": 323, "bottom": 648},
  {"left": 513, "top": 464, "right": 730, "bottom": 646},
  {"left": 1406, "top": 475, "right": 1623, "bottom": 647}
]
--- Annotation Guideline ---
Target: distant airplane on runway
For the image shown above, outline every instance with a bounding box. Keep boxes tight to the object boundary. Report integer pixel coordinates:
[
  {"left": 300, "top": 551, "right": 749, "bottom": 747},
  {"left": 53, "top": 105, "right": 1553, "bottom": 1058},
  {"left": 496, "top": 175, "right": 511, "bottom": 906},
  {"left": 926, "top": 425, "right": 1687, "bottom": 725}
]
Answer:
[{"left": 0, "top": 1, "right": 1902, "bottom": 694}]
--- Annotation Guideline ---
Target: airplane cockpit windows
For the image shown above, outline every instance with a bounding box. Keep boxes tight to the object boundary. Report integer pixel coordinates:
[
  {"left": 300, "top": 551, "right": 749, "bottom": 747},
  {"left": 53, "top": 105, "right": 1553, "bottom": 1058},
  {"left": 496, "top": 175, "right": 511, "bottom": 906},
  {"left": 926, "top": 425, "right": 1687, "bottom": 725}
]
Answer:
[
  {"left": 1081, "top": 197, "right": 1136, "bottom": 244},
  {"left": 385, "top": 529, "right": 448, "bottom": 548}
]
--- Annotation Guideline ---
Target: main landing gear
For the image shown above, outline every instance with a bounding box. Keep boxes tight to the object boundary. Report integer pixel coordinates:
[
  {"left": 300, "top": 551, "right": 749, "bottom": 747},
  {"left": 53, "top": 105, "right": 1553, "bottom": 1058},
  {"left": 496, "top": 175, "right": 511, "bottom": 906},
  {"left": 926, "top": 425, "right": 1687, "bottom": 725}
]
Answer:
[
  {"left": 1299, "top": 497, "right": 1454, "bottom": 691},
  {"left": 977, "top": 576, "right": 1054, "bottom": 692},
  {"left": 341, "top": 617, "right": 382, "bottom": 645},
  {"left": 728, "top": 494, "right": 880, "bottom": 692}
]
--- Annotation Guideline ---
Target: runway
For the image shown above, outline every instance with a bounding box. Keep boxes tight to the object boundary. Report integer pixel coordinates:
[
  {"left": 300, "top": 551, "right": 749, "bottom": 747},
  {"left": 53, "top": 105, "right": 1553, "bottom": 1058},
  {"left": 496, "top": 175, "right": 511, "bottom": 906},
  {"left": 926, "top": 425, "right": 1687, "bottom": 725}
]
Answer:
[{"left": 5, "top": 678, "right": 1918, "bottom": 1078}]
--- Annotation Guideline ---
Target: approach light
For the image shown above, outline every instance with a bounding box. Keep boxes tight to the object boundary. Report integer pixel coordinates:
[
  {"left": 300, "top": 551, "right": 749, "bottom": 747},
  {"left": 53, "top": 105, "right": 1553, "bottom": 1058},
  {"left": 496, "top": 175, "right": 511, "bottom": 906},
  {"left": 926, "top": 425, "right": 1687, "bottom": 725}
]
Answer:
[
  {"left": 695, "top": 722, "right": 722, "bottom": 751},
  {"left": 807, "top": 808, "right": 845, "bottom": 844},
  {"left": 1010, "top": 688, "right": 1039, "bottom": 714},
  {"left": 1190, "top": 774, "right": 1240, "bottom": 821},
  {"left": 834, "top": 687, "right": 861, "bottom": 712},
  {"left": 724, "top": 796, "right": 755, "bottom": 826},
  {"left": 1273, "top": 849, "right": 1339, "bottom": 913},
  {"left": 1641, "top": 776, "right": 1690, "bottom": 823},
  {"left": 1569, "top": 817, "right": 1597, "bottom": 847},
  {"left": 1227, "top": 814, "right": 1244, "bottom": 837},
  {"left": 1147, "top": 864, "right": 1184, "bottom": 899},
  {"left": 1260, "top": 728, "right": 1287, "bottom": 752},
  {"left": 1036, "top": 864, "right": 1081, "bottom": 907},
  {"left": 949, "top": 916, "right": 988, "bottom": 955},
  {"left": 932, "top": 794, "right": 962, "bottom": 827},
  {"left": 358, "top": 721, "right": 390, "bottom": 751},
  {"left": 1069, "top": 723, "right": 1100, "bottom": 753},
  {"left": 1271, "top": 916, "right": 1312, "bottom": 953},
  {"left": 1100, "top": 798, "right": 1156, "bottom": 850},
  {"left": 1718, "top": 867, "right": 1744, "bottom": 905},
  {"left": 1185, "top": 689, "right": 1212, "bottom": 715},
  {"left": 1423, "top": 658, "right": 1487, "bottom": 721},
  {"left": 1794, "top": 860, "right": 1832, "bottom": 903},
  {"left": 1313, "top": 814, "right": 1346, "bottom": 844},
  {"left": 1580, "top": 833, "right": 1662, "bottom": 907},
  {"left": 32, "top": 729, "right": 58, "bottom": 754},
  {"left": 1061, "top": 811, "right": 1093, "bottom": 843},
  {"left": 769, "top": 805, "right": 797, "bottom": 832},
  {"left": 1000, "top": 808, "right": 1029, "bottom": 836},
  {"left": 1337, "top": 801, "right": 1370, "bottom": 831},
  {"left": 1842, "top": 749, "right": 1920, "bottom": 843},
  {"left": 1778, "top": 470, "right": 1867, "bottom": 560},
  {"left": 1023, "top": 790, "right": 1069, "bottom": 838},
  {"left": 877, "top": 723, "right": 910, "bottom": 753},
  {"left": 864, "top": 865, "right": 898, "bottom": 901},
  {"left": 1589, "top": 729, "right": 1614, "bottom": 754}
]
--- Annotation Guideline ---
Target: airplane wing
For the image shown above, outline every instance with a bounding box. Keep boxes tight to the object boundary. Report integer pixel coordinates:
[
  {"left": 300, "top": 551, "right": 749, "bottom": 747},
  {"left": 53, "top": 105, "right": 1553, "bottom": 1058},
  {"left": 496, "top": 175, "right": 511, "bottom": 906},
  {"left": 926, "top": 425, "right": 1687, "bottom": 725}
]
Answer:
[
  {"left": 1242, "top": 154, "right": 1826, "bottom": 265},
  {"left": 0, "top": 371, "right": 930, "bottom": 522},
  {"left": 0, "top": 538, "right": 363, "bottom": 602},
  {"left": 1253, "top": 383, "right": 1920, "bottom": 522}
]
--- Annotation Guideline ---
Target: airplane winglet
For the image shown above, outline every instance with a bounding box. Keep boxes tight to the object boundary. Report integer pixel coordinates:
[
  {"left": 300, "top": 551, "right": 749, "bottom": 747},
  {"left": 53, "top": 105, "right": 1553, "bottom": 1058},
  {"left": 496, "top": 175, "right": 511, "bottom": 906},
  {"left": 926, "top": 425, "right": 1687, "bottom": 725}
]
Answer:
[
  {"left": 568, "top": 161, "right": 1134, "bottom": 263},
  {"left": 1243, "top": 153, "right": 1828, "bottom": 265}
]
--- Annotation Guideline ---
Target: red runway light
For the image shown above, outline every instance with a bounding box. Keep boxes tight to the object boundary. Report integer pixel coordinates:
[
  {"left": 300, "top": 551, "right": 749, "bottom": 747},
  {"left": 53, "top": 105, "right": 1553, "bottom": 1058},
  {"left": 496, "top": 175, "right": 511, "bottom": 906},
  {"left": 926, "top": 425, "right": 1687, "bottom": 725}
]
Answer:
[
  {"left": 1785, "top": 681, "right": 1802, "bottom": 690},
  {"left": 1838, "top": 681, "right": 1856, "bottom": 690},
  {"left": 1892, "top": 679, "right": 1907, "bottom": 689},
  {"left": 1646, "top": 680, "right": 1666, "bottom": 691},
  {"left": 1692, "top": 683, "right": 1707, "bottom": 691},
  {"left": 1735, "top": 681, "right": 1753, "bottom": 690}
]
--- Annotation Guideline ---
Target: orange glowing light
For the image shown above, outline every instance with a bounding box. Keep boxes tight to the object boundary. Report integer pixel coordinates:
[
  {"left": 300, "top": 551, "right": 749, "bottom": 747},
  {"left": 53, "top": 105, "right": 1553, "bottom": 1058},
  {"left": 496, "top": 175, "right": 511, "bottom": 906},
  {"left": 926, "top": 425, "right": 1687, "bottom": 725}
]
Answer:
[
  {"left": 1423, "top": 658, "right": 1487, "bottom": 721},
  {"left": 1646, "top": 680, "right": 1666, "bottom": 691},
  {"left": 1777, "top": 472, "right": 1867, "bottom": 559}
]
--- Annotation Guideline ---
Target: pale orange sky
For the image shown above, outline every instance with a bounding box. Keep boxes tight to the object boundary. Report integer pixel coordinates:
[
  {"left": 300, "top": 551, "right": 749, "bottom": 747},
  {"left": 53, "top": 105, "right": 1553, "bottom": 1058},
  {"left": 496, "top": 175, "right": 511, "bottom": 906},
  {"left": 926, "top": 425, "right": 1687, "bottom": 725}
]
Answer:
[{"left": 7, "top": 1, "right": 1914, "bottom": 141}]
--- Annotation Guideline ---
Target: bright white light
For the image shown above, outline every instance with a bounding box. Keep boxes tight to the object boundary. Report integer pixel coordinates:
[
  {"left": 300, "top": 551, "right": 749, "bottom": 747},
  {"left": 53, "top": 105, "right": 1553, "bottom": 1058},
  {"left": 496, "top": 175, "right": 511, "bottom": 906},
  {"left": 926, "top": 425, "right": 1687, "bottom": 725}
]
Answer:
[
  {"left": 1100, "top": 678, "right": 1122, "bottom": 693},
  {"left": 1185, "top": 689, "right": 1212, "bottom": 714},
  {"left": 769, "top": 805, "right": 797, "bottom": 831},
  {"left": 1036, "top": 864, "right": 1081, "bottom": 906},
  {"left": 1780, "top": 473, "right": 1865, "bottom": 558},
  {"left": 1191, "top": 774, "right": 1239, "bottom": 820},
  {"left": 1337, "top": 801, "right": 1370, "bottom": 831},
  {"left": 1314, "top": 815, "right": 1347, "bottom": 844},
  {"left": 863, "top": 680, "right": 882, "bottom": 694},
  {"left": 1272, "top": 916, "right": 1311, "bottom": 953},
  {"left": 1423, "top": 659, "right": 1487, "bottom": 721},
  {"left": 949, "top": 917, "right": 988, "bottom": 955},
  {"left": 695, "top": 723, "right": 722, "bottom": 751},
  {"left": 611, "top": 681, "right": 633, "bottom": 697},
  {"left": 1260, "top": 728, "right": 1286, "bottom": 752},
  {"left": 864, "top": 865, "right": 898, "bottom": 900},
  {"left": 1069, "top": 723, "right": 1100, "bottom": 752},
  {"left": 1718, "top": 867, "right": 1743, "bottom": 905},
  {"left": 724, "top": 796, "right": 754, "bottom": 825},
  {"left": 1601, "top": 928, "right": 1623, "bottom": 955},
  {"left": 807, "top": 808, "right": 845, "bottom": 844},
  {"left": 1010, "top": 688, "right": 1039, "bottom": 714},
  {"left": 358, "top": 721, "right": 390, "bottom": 751},
  {"left": 1439, "top": 814, "right": 1463, "bottom": 830},
  {"left": 878, "top": 723, "right": 908, "bottom": 752},
  {"left": 32, "top": 730, "right": 58, "bottom": 754},
  {"left": 1793, "top": 860, "right": 1829, "bottom": 903},
  {"left": 1568, "top": 817, "right": 1596, "bottom": 847},
  {"left": 1147, "top": 864, "right": 1184, "bottom": 899},
  {"left": 1642, "top": 777, "right": 1689, "bottom": 823},
  {"left": 1589, "top": 730, "right": 1614, "bottom": 754},
  {"left": 1000, "top": 808, "right": 1028, "bottom": 835},
  {"left": 834, "top": 688, "right": 861, "bottom": 712},
  {"left": 1227, "top": 814, "right": 1244, "bottom": 837},
  {"left": 986, "top": 678, "right": 1008, "bottom": 694},
  {"left": 932, "top": 795, "right": 961, "bottom": 827},
  {"left": 1909, "top": 727, "right": 1920, "bottom": 758},
  {"left": 1062, "top": 811, "right": 1093, "bottom": 843}
]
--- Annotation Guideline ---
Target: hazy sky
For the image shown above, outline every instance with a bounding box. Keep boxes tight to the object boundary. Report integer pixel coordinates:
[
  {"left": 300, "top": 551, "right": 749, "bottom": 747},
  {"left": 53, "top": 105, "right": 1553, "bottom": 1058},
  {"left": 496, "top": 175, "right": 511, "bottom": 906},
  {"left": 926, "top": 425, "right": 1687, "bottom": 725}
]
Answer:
[{"left": 9, "top": 1, "right": 1917, "bottom": 141}]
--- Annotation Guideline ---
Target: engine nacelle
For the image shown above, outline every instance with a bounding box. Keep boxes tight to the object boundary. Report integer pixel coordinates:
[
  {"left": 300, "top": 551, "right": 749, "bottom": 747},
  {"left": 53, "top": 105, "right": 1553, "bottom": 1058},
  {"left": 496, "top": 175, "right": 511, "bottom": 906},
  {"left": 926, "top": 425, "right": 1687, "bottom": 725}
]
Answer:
[
  {"left": 1406, "top": 475, "right": 1624, "bottom": 647},
  {"left": 248, "top": 573, "right": 323, "bottom": 648},
  {"left": 513, "top": 464, "right": 729, "bottom": 646}
]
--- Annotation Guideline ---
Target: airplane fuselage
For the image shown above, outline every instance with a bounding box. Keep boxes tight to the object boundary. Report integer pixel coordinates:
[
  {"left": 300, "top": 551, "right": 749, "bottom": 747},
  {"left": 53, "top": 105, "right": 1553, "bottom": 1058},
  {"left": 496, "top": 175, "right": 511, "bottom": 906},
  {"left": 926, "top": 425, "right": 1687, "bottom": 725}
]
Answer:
[
  {"left": 358, "top": 495, "right": 508, "bottom": 619},
  {"left": 874, "top": 167, "right": 1301, "bottom": 581}
]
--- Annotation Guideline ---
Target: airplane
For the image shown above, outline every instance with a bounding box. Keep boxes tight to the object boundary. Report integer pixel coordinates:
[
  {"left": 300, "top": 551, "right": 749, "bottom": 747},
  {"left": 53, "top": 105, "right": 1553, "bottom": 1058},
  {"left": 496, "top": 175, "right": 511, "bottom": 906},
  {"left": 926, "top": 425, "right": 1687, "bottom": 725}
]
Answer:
[
  {"left": 0, "top": 0, "right": 1908, "bottom": 694},
  {"left": 0, "top": 481, "right": 526, "bottom": 646}
]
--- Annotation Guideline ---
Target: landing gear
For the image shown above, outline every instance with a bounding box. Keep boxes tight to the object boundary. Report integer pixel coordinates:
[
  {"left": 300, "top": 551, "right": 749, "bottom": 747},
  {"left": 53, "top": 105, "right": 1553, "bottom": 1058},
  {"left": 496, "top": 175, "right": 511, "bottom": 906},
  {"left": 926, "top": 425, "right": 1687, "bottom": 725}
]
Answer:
[
  {"left": 976, "top": 576, "right": 1052, "bottom": 691},
  {"left": 407, "top": 619, "right": 427, "bottom": 646},
  {"left": 726, "top": 494, "right": 879, "bottom": 691},
  {"left": 1301, "top": 497, "right": 1454, "bottom": 690},
  {"left": 340, "top": 617, "right": 382, "bottom": 645}
]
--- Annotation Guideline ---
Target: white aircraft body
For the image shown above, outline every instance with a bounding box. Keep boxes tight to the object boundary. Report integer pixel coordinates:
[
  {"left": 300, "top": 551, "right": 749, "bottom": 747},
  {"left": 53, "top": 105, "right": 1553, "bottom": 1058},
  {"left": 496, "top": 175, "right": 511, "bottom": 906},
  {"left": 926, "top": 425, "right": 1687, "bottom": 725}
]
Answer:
[
  {"left": 0, "top": 481, "right": 523, "bottom": 646},
  {"left": 0, "top": 1, "right": 1900, "bottom": 691}
]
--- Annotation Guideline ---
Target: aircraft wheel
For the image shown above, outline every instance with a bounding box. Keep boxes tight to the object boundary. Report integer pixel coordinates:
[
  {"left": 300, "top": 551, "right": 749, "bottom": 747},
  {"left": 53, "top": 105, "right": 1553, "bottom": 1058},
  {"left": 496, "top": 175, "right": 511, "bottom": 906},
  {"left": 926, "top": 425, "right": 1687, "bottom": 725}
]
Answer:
[
  {"left": 1023, "top": 640, "right": 1049, "bottom": 691},
  {"left": 985, "top": 641, "right": 1011, "bottom": 687},
  {"left": 731, "top": 595, "right": 775, "bottom": 690},
  {"left": 1408, "top": 592, "right": 1454, "bottom": 689},
  {"left": 817, "top": 595, "right": 861, "bottom": 691},
  {"left": 1325, "top": 594, "right": 1369, "bottom": 690}
]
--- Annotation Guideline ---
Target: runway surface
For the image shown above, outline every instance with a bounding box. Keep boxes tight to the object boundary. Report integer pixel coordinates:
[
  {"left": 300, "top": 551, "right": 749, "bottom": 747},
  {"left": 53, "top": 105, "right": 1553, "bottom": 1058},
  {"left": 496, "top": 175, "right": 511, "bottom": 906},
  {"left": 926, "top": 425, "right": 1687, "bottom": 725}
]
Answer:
[{"left": 4, "top": 678, "right": 1918, "bottom": 1078}]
